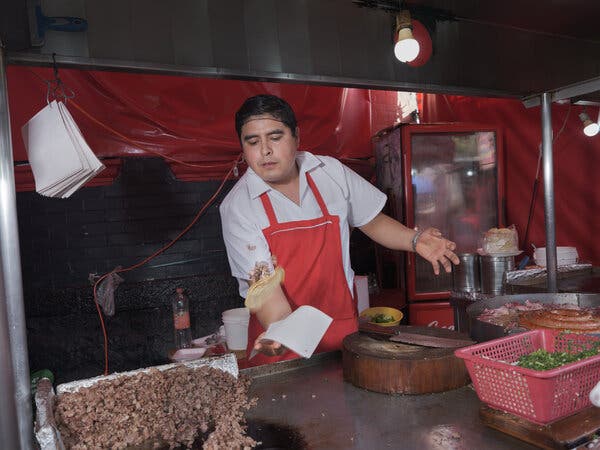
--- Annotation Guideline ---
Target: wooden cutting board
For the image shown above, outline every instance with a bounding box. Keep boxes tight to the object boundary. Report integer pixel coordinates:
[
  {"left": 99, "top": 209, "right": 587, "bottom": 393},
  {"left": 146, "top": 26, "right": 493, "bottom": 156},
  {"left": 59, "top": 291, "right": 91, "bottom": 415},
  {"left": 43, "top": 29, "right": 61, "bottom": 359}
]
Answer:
[
  {"left": 480, "top": 404, "right": 600, "bottom": 449},
  {"left": 342, "top": 326, "right": 471, "bottom": 394}
]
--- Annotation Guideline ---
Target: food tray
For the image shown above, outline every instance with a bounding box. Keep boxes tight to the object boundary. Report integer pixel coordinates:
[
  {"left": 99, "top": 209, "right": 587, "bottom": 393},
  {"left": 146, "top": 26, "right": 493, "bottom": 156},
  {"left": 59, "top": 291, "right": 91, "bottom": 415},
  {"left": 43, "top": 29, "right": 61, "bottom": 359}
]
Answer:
[
  {"left": 455, "top": 329, "right": 600, "bottom": 424},
  {"left": 35, "top": 354, "right": 238, "bottom": 450}
]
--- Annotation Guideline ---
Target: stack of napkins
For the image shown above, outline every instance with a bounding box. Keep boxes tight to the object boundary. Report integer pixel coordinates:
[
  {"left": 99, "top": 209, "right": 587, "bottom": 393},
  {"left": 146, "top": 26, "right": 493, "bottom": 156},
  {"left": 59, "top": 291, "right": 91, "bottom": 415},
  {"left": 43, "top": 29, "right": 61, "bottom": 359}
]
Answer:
[
  {"left": 533, "top": 246, "right": 579, "bottom": 267},
  {"left": 21, "top": 101, "right": 105, "bottom": 198}
]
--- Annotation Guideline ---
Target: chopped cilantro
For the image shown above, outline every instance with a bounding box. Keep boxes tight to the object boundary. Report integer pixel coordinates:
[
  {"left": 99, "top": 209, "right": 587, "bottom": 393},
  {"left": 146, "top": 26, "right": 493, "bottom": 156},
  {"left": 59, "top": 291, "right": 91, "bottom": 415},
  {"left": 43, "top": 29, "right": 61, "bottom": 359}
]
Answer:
[{"left": 517, "top": 343, "right": 600, "bottom": 370}]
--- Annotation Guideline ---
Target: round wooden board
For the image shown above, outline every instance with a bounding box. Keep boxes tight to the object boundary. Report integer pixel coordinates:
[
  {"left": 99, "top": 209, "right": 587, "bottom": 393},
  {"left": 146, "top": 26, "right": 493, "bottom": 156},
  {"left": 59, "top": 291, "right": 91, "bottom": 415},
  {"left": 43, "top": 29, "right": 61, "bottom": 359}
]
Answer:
[{"left": 342, "top": 328, "right": 470, "bottom": 394}]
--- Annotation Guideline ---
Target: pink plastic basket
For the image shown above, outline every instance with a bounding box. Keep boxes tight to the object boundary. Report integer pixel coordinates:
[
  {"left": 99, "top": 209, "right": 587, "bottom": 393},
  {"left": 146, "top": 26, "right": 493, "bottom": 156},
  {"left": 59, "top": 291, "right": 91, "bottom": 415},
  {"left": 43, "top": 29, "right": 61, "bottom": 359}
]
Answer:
[{"left": 455, "top": 329, "right": 600, "bottom": 424}]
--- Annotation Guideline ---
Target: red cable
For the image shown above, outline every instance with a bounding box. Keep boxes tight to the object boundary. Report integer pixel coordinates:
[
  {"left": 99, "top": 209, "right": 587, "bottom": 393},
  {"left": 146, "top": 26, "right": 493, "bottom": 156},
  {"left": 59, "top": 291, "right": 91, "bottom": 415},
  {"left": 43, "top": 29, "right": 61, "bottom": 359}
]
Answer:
[
  {"left": 75, "top": 103, "right": 243, "bottom": 375},
  {"left": 68, "top": 100, "right": 235, "bottom": 169},
  {"left": 92, "top": 154, "right": 239, "bottom": 375},
  {"left": 26, "top": 68, "right": 243, "bottom": 375}
]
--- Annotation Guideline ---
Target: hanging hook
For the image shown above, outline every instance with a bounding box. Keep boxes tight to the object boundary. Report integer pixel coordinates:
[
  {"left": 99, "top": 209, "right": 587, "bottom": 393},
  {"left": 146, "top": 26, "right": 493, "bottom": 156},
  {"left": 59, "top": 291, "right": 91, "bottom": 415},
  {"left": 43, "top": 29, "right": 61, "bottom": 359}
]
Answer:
[{"left": 46, "top": 53, "right": 75, "bottom": 104}]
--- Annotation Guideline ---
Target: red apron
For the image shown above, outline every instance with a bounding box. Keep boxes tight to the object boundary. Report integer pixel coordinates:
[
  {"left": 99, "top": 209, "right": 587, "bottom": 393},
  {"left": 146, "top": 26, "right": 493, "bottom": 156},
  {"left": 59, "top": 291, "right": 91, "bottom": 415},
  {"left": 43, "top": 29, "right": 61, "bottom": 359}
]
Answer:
[{"left": 246, "top": 172, "right": 358, "bottom": 366}]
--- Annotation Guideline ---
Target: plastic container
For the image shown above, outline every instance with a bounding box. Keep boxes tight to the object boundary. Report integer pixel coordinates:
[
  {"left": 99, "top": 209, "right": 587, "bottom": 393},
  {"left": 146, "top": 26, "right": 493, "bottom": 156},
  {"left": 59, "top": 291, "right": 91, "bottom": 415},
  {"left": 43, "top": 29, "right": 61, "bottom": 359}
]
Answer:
[
  {"left": 455, "top": 329, "right": 600, "bottom": 424},
  {"left": 222, "top": 307, "right": 250, "bottom": 351},
  {"left": 172, "top": 288, "right": 192, "bottom": 349},
  {"left": 359, "top": 306, "right": 403, "bottom": 327}
]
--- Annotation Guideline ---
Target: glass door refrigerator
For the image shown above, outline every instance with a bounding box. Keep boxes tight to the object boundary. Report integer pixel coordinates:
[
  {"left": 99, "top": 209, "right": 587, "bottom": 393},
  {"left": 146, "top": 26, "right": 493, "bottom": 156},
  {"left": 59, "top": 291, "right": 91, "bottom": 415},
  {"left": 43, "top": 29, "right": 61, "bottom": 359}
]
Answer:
[{"left": 374, "top": 123, "right": 505, "bottom": 328}]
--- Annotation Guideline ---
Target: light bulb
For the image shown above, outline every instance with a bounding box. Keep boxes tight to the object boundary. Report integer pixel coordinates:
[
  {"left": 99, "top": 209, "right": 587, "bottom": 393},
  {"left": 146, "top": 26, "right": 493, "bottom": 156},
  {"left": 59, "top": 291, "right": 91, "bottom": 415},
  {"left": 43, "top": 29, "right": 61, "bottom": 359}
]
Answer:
[
  {"left": 394, "top": 37, "right": 420, "bottom": 62},
  {"left": 584, "top": 121, "right": 599, "bottom": 137},
  {"left": 579, "top": 112, "right": 600, "bottom": 137},
  {"left": 394, "top": 27, "right": 420, "bottom": 62}
]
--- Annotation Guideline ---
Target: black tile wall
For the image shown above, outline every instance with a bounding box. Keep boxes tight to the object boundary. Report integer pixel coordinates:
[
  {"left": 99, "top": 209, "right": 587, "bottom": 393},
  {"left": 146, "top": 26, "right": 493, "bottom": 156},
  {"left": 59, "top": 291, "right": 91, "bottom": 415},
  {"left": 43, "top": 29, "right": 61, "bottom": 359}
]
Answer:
[
  {"left": 17, "top": 157, "right": 377, "bottom": 384},
  {"left": 17, "top": 158, "right": 242, "bottom": 383}
]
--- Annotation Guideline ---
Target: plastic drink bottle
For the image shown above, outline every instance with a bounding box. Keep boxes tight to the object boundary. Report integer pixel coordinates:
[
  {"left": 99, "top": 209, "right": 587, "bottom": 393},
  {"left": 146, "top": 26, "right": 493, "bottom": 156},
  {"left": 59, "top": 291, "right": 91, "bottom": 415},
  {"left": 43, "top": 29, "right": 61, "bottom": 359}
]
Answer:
[{"left": 172, "top": 287, "right": 192, "bottom": 349}]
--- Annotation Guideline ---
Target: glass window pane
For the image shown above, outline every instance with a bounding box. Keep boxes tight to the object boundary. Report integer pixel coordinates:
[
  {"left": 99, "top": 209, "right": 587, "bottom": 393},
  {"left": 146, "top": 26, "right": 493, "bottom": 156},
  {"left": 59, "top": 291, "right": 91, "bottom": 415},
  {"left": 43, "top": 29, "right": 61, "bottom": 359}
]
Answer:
[{"left": 411, "top": 131, "right": 498, "bottom": 294}]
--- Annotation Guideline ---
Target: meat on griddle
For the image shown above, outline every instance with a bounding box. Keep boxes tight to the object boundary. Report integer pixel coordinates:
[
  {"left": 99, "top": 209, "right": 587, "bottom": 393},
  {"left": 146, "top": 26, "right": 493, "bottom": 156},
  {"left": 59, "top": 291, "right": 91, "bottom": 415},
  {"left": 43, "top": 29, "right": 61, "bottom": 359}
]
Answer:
[{"left": 54, "top": 365, "right": 257, "bottom": 449}]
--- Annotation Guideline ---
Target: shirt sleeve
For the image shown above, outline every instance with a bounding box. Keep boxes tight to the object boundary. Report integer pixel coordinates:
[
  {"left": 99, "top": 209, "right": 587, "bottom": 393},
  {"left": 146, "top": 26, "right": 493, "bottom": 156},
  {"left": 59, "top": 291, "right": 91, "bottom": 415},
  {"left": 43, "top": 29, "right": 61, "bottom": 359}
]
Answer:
[
  {"left": 342, "top": 163, "right": 388, "bottom": 227},
  {"left": 219, "top": 198, "right": 272, "bottom": 298}
]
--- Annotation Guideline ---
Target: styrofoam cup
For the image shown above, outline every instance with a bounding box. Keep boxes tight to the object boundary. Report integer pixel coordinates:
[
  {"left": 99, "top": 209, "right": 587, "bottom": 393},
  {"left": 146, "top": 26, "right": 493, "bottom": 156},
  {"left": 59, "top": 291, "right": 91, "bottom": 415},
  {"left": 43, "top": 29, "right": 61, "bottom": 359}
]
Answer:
[{"left": 222, "top": 308, "right": 250, "bottom": 351}]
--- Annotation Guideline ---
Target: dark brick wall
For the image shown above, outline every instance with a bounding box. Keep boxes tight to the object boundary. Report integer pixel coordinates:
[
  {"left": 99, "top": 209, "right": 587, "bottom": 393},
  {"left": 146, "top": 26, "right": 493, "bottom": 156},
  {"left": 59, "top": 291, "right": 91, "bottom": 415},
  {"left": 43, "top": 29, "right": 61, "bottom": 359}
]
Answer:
[
  {"left": 17, "top": 157, "right": 376, "bottom": 384},
  {"left": 18, "top": 158, "right": 243, "bottom": 383}
]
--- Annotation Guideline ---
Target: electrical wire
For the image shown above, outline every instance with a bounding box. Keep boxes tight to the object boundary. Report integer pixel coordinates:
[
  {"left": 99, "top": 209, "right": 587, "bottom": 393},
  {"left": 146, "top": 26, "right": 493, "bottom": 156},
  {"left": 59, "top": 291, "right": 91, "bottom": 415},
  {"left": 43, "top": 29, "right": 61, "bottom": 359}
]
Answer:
[
  {"left": 69, "top": 100, "right": 237, "bottom": 169},
  {"left": 92, "top": 152, "right": 240, "bottom": 375},
  {"left": 521, "top": 103, "right": 572, "bottom": 251},
  {"left": 26, "top": 68, "right": 237, "bottom": 169},
  {"left": 26, "top": 67, "right": 243, "bottom": 375}
]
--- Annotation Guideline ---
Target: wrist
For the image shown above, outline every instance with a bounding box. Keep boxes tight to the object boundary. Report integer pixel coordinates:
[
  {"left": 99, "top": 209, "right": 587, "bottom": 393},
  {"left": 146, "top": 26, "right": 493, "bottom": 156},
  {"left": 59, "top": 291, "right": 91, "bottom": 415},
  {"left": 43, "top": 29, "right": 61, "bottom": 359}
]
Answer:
[{"left": 411, "top": 229, "right": 423, "bottom": 252}]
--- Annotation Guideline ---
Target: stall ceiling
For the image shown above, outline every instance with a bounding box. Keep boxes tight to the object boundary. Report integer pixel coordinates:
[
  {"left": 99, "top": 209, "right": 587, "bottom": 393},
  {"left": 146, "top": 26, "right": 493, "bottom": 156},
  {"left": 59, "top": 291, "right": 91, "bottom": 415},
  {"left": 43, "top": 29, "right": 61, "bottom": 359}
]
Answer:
[
  {"left": 2, "top": 0, "right": 599, "bottom": 101},
  {"left": 401, "top": 0, "right": 600, "bottom": 41}
]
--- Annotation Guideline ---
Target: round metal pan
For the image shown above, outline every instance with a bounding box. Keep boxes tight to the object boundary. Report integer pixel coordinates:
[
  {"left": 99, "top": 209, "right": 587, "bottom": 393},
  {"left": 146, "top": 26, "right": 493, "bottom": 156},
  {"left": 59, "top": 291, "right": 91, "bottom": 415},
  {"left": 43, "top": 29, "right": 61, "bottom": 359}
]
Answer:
[{"left": 466, "top": 293, "right": 600, "bottom": 342}]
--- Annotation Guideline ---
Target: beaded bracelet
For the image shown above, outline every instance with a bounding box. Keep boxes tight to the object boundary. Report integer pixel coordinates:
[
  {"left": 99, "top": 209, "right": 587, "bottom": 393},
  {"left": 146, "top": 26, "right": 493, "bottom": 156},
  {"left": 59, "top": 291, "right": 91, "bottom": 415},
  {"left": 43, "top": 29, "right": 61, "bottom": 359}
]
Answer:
[{"left": 411, "top": 229, "right": 424, "bottom": 252}]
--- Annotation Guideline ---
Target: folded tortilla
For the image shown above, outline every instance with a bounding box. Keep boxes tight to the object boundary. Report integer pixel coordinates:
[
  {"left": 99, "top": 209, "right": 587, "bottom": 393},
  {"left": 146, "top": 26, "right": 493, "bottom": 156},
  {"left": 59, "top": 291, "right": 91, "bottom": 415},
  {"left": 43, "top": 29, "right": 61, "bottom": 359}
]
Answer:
[{"left": 245, "top": 266, "right": 285, "bottom": 311}]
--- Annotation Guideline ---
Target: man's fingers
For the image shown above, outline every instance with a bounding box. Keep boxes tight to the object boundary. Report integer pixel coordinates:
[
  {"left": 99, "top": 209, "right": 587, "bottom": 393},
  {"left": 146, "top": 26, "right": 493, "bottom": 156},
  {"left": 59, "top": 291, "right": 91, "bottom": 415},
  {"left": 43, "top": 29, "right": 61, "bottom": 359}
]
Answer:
[
  {"left": 254, "top": 337, "right": 286, "bottom": 356},
  {"left": 448, "top": 251, "right": 460, "bottom": 265},
  {"left": 441, "top": 255, "right": 453, "bottom": 273}
]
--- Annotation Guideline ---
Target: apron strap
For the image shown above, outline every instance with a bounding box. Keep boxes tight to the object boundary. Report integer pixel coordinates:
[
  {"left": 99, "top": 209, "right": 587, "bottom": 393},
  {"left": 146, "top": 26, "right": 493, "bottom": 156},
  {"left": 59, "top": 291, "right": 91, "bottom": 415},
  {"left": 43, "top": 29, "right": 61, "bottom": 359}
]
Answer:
[
  {"left": 259, "top": 171, "right": 329, "bottom": 226},
  {"left": 259, "top": 192, "right": 279, "bottom": 225},
  {"left": 306, "top": 172, "right": 330, "bottom": 216}
]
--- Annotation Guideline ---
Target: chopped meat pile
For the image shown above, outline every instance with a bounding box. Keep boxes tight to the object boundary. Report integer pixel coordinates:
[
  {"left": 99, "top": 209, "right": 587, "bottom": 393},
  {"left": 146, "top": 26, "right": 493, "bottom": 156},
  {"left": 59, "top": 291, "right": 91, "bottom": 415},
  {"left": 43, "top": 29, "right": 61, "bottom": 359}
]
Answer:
[
  {"left": 54, "top": 365, "right": 257, "bottom": 450},
  {"left": 477, "top": 301, "right": 600, "bottom": 332}
]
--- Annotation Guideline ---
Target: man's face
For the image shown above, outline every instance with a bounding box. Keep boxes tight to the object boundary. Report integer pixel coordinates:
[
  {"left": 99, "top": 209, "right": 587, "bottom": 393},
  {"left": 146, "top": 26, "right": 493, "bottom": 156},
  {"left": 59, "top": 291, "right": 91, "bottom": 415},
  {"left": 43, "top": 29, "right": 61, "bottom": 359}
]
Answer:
[{"left": 240, "top": 115, "right": 299, "bottom": 186}]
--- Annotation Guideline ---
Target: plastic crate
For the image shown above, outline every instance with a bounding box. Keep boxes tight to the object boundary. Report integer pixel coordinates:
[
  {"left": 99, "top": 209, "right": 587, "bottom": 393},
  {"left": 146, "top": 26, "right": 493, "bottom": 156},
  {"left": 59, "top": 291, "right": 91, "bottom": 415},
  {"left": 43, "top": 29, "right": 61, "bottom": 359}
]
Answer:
[{"left": 454, "top": 329, "right": 600, "bottom": 424}]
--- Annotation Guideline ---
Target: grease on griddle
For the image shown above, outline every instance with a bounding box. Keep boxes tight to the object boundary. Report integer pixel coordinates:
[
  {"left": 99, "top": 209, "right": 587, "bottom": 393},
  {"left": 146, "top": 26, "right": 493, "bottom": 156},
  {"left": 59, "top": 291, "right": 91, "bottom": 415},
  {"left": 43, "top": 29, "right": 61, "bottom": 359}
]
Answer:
[{"left": 246, "top": 420, "right": 307, "bottom": 450}]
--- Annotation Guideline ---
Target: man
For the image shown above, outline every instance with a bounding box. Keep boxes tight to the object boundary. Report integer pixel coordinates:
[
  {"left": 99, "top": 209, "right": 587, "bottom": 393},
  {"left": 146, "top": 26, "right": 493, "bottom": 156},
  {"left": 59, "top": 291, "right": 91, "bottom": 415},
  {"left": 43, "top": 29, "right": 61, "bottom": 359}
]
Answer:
[{"left": 220, "top": 94, "right": 459, "bottom": 366}]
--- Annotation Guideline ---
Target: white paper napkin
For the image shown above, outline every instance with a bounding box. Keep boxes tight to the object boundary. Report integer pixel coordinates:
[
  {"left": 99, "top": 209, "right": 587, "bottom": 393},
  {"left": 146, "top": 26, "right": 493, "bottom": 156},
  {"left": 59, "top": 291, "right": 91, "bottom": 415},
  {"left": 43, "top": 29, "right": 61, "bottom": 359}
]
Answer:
[
  {"left": 21, "top": 101, "right": 105, "bottom": 198},
  {"left": 257, "top": 305, "right": 333, "bottom": 359}
]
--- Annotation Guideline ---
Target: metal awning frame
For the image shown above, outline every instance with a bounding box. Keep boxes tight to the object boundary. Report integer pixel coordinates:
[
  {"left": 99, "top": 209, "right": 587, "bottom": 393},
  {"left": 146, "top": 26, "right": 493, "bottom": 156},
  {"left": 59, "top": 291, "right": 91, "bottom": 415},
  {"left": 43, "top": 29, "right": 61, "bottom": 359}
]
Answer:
[{"left": 0, "top": 46, "right": 598, "bottom": 447}]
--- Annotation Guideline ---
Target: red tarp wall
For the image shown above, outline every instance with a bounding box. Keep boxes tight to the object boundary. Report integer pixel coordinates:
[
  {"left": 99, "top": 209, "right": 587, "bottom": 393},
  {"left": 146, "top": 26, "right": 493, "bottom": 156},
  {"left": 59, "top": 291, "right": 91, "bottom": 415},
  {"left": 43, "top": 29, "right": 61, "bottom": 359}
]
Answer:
[
  {"left": 7, "top": 66, "right": 386, "bottom": 186},
  {"left": 423, "top": 94, "right": 600, "bottom": 265},
  {"left": 8, "top": 66, "right": 600, "bottom": 264}
]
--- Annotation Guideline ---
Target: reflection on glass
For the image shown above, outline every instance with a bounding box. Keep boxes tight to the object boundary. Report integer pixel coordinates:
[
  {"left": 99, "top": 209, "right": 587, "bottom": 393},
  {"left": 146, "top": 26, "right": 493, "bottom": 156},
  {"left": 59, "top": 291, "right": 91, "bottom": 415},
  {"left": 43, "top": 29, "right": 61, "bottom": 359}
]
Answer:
[{"left": 411, "top": 132, "right": 498, "bottom": 294}]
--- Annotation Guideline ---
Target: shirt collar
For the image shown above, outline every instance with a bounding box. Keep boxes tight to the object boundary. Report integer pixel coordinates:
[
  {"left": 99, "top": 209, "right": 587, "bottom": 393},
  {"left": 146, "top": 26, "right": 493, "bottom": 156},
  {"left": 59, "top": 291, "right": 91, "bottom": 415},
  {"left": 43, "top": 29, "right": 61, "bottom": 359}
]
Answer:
[{"left": 246, "top": 151, "right": 322, "bottom": 200}]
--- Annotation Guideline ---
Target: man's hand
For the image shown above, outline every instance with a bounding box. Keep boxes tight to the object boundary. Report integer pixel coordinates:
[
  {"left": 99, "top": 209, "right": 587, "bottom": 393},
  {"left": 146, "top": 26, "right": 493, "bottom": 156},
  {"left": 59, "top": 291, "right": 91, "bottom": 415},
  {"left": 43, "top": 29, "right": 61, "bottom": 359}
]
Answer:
[
  {"left": 415, "top": 227, "right": 460, "bottom": 275},
  {"left": 253, "top": 332, "right": 288, "bottom": 357}
]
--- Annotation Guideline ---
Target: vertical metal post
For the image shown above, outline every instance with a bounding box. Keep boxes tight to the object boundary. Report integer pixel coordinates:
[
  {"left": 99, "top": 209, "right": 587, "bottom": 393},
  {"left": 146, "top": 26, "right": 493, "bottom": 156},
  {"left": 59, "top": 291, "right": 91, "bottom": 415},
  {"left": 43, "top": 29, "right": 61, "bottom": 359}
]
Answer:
[
  {"left": 0, "top": 44, "right": 33, "bottom": 449},
  {"left": 0, "top": 260, "right": 19, "bottom": 450},
  {"left": 541, "top": 92, "right": 557, "bottom": 292}
]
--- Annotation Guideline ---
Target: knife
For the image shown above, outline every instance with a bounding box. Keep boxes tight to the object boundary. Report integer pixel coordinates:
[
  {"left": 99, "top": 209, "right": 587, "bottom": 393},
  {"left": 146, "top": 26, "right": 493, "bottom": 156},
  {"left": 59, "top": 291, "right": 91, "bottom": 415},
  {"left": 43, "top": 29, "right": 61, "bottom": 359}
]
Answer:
[
  {"left": 359, "top": 322, "right": 475, "bottom": 348},
  {"left": 388, "top": 331, "right": 475, "bottom": 348}
]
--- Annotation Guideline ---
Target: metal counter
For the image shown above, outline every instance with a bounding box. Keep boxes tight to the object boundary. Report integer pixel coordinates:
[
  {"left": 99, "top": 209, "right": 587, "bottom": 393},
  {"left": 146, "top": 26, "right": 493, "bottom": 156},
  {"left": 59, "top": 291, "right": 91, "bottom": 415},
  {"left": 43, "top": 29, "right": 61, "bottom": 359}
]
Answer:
[{"left": 242, "top": 353, "right": 538, "bottom": 450}]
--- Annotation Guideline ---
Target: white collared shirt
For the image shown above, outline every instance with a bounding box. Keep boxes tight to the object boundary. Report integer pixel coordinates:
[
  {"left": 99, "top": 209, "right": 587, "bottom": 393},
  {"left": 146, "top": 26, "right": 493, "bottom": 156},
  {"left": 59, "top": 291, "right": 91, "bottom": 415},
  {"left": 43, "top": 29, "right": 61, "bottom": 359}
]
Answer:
[{"left": 219, "top": 151, "right": 387, "bottom": 297}]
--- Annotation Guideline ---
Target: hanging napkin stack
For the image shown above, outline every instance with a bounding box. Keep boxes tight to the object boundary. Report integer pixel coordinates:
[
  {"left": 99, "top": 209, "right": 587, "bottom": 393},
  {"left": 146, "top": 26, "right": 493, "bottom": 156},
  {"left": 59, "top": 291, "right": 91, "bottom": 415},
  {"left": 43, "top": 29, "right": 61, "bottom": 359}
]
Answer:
[{"left": 21, "top": 101, "right": 105, "bottom": 198}]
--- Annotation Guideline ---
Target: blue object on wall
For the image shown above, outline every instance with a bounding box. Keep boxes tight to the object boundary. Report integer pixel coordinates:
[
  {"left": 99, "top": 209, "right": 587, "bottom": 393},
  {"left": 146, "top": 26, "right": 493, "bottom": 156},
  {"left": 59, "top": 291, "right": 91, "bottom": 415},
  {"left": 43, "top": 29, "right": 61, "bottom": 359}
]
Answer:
[{"left": 35, "top": 5, "right": 88, "bottom": 39}]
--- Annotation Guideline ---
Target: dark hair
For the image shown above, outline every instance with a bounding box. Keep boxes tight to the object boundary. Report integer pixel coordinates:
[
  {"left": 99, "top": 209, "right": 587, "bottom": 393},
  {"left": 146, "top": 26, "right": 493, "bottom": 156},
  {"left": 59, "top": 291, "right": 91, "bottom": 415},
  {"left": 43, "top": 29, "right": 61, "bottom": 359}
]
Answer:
[{"left": 235, "top": 94, "right": 298, "bottom": 139}]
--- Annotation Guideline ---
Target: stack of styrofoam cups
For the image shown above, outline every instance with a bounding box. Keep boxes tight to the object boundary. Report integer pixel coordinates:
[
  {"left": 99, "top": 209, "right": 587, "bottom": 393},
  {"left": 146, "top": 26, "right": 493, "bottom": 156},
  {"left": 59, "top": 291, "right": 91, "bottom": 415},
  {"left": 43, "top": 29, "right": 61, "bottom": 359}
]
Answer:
[
  {"left": 222, "top": 307, "right": 250, "bottom": 350},
  {"left": 533, "top": 247, "right": 578, "bottom": 267}
]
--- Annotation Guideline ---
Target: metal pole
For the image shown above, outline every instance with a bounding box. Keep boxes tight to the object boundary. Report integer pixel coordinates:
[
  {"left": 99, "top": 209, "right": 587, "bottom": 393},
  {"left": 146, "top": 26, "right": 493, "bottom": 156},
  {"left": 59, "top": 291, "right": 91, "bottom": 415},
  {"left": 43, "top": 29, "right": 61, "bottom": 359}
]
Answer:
[
  {"left": 0, "top": 258, "right": 19, "bottom": 450},
  {"left": 541, "top": 92, "right": 558, "bottom": 292},
  {"left": 0, "top": 44, "right": 33, "bottom": 449}
]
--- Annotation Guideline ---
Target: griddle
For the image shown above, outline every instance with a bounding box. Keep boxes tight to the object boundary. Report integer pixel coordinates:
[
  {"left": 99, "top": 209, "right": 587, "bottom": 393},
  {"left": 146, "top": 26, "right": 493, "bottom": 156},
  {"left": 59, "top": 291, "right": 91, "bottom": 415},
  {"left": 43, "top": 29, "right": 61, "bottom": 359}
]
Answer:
[
  {"left": 243, "top": 352, "right": 538, "bottom": 449},
  {"left": 466, "top": 293, "right": 600, "bottom": 342}
]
